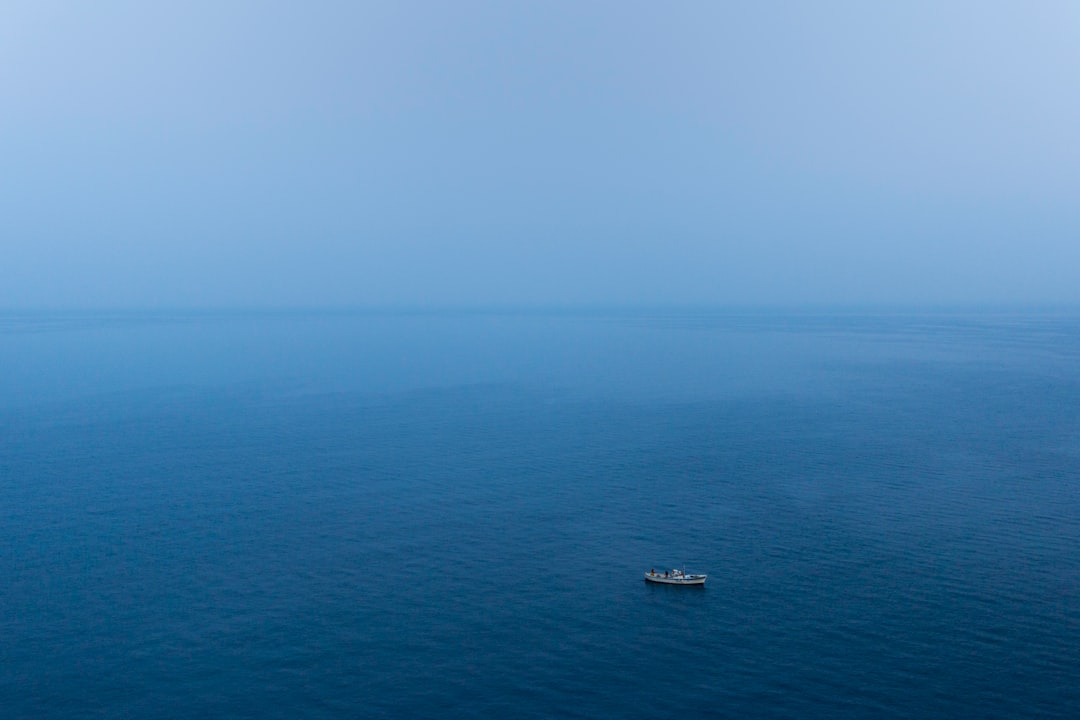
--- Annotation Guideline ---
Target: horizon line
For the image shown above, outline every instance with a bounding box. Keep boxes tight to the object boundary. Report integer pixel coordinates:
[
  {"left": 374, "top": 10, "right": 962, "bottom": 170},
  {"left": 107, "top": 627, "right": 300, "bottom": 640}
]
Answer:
[{"left": 3, "top": 301, "right": 1080, "bottom": 316}]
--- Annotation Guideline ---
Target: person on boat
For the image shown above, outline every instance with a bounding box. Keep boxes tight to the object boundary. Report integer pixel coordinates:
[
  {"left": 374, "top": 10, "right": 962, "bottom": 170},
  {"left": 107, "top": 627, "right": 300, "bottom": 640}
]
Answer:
[
  {"left": 651, "top": 568, "right": 655, "bottom": 575},
  {"left": 664, "top": 570, "right": 669, "bottom": 578}
]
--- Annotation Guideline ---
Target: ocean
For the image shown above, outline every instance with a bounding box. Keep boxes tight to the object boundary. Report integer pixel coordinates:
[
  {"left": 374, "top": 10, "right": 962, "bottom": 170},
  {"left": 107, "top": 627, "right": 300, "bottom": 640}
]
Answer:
[{"left": 1, "top": 309, "right": 1078, "bottom": 718}]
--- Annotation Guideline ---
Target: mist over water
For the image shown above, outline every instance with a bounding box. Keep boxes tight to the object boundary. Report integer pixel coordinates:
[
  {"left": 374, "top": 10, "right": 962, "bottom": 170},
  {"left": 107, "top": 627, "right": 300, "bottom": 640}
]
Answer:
[
  {"left": 5, "top": 3, "right": 1080, "bottom": 309},
  {"left": 2, "top": 310, "right": 1078, "bottom": 718}
]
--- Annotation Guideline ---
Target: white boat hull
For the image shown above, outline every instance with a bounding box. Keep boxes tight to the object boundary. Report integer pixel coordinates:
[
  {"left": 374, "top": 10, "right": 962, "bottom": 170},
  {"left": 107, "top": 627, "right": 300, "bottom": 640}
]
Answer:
[{"left": 644, "top": 572, "right": 706, "bottom": 585}]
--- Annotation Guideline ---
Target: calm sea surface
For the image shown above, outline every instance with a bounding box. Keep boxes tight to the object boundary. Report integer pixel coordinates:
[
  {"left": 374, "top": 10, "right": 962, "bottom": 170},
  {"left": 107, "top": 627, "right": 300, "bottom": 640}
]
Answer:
[{"left": 1, "top": 310, "right": 1078, "bottom": 718}]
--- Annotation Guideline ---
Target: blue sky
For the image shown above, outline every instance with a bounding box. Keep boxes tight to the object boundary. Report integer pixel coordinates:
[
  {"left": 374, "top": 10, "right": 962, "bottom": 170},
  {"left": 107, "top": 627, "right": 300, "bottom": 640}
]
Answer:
[{"left": 2, "top": 1, "right": 1078, "bottom": 308}]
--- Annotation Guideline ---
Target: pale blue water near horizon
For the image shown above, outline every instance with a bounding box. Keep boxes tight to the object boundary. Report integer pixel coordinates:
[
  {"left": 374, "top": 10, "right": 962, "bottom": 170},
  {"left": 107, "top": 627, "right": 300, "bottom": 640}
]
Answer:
[{"left": 2, "top": 309, "right": 1078, "bottom": 718}]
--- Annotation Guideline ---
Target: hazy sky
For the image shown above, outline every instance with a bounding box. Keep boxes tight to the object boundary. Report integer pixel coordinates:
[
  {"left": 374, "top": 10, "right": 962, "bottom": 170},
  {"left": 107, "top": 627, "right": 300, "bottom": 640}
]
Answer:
[{"left": 3, "top": 1, "right": 1078, "bottom": 308}]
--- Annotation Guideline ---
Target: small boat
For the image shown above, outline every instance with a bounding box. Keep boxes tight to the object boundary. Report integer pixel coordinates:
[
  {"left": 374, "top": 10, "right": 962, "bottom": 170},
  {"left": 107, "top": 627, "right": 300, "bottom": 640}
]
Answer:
[{"left": 644, "top": 568, "right": 707, "bottom": 585}]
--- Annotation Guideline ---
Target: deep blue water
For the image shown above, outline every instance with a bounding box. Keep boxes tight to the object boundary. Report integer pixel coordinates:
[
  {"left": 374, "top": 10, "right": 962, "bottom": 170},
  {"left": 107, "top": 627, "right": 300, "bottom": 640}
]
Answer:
[{"left": 2, "top": 310, "right": 1078, "bottom": 718}]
